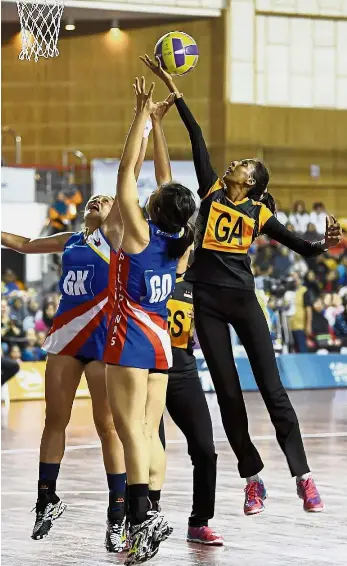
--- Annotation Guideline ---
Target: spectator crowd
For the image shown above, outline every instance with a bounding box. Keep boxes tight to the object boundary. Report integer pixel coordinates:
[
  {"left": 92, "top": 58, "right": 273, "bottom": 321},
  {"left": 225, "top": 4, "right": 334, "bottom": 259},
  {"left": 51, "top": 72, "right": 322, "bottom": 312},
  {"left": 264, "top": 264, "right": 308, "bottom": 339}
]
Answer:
[
  {"left": 1, "top": 200, "right": 347, "bottom": 363},
  {"left": 1, "top": 269, "right": 58, "bottom": 363},
  {"left": 252, "top": 200, "right": 347, "bottom": 353}
]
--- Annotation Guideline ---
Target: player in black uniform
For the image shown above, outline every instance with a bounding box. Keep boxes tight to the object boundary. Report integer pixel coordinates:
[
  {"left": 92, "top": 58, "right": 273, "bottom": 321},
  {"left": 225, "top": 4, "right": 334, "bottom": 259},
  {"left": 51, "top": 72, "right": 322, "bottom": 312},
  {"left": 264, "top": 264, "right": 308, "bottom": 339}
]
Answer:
[
  {"left": 154, "top": 243, "right": 223, "bottom": 545},
  {"left": 142, "top": 54, "right": 342, "bottom": 515}
]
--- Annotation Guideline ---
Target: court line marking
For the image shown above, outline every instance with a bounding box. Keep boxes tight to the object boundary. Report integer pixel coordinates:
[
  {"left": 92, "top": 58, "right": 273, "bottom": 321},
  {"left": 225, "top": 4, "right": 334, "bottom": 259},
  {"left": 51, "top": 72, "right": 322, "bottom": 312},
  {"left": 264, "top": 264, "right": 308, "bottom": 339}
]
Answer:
[{"left": 2, "top": 431, "right": 346, "bottom": 455}]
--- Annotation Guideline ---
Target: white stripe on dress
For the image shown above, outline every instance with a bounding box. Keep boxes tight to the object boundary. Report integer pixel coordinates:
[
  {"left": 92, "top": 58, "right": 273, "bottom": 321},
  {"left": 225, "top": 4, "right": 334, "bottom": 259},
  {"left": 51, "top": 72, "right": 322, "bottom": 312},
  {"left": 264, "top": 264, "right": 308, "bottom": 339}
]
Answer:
[
  {"left": 127, "top": 300, "right": 172, "bottom": 368},
  {"left": 43, "top": 296, "right": 108, "bottom": 354}
]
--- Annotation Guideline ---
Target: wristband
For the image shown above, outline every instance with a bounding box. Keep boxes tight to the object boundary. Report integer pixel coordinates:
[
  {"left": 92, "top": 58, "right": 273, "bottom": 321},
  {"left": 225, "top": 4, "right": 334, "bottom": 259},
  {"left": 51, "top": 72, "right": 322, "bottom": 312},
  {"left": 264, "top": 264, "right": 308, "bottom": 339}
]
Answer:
[{"left": 143, "top": 119, "right": 152, "bottom": 139}]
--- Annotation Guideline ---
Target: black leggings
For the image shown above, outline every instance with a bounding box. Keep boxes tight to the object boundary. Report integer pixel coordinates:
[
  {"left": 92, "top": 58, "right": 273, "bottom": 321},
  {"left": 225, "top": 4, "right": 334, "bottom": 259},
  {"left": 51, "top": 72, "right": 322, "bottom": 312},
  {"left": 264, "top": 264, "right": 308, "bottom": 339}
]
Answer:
[
  {"left": 159, "top": 372, "right": 217, "bottom": 527},
  {"left": 193, "top": 282, "right": 309, "bottom": 478}
]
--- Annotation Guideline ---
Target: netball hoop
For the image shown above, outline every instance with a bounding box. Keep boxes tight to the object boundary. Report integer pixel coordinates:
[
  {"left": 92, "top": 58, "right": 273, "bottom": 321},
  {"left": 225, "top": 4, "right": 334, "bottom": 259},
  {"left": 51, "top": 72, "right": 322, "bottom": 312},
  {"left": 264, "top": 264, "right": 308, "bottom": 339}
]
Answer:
[{"left": 16, "top": 0, "right": 65, "bottom": 62}]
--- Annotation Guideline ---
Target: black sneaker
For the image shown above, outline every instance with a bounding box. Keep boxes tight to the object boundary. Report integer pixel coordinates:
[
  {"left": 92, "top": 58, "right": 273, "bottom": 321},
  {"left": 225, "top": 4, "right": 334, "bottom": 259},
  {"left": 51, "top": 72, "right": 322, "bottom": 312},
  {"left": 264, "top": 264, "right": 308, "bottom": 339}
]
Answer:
[
  {"left": 31, "top": 496, "right": 66, "bottom": 540},
  {"left": 125, "top": 511, "right": 172, "bottom": 565},
  {"left": 105, "top": 516, "right": 127, "bottom": 552}
]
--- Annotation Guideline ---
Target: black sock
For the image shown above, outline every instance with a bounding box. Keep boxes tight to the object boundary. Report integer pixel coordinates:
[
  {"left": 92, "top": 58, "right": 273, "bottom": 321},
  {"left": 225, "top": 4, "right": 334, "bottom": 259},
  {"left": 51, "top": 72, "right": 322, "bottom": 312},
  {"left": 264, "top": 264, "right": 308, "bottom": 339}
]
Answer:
[
  {"left": 107, "top": 473, "right": 126, "bottom": 521},
  {"left": 128, "top": 484, "right": 149, "bottom": 525},
  {"left": 38, "top": 462, "right": 60, "bottom": 500},
  {"left": 149, "top": 490, "right": 161, "bottom": 512},
  {"left": 108, "top": 492, "right": 126, "bottom": 521}
]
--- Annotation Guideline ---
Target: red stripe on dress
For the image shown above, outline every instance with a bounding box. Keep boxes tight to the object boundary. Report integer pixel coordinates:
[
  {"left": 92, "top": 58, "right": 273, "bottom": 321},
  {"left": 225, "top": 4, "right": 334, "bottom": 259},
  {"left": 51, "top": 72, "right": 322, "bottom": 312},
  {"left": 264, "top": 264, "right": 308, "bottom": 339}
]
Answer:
[
  {"left": 59, "top": 307, "right": 105, "bottom": 357},
  {"left": 128, "top": 298, "right": 167, "bottom": 330},
  {"left": 47, "top": 288, "right": 108, "bottom": 336},
  {"left": 104, "top": 253, "right": 130, "bottom": 365},
  {"left": 106, "top": 248, "right": 119, "bottom": 324},
  {"left": 130, "top": 310, "right": 168, "bottom": 369}
]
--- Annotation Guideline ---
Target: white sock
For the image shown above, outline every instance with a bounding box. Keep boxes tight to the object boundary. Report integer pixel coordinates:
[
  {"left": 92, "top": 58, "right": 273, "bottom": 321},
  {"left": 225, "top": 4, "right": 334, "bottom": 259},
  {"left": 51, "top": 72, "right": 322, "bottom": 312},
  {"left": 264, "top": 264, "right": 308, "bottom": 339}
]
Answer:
[
  {"left": 296, "top": 472, "right": 311, "bottom": 483},
  {"left": 246, "top": 474, "right": 260, "bottom": 484}
]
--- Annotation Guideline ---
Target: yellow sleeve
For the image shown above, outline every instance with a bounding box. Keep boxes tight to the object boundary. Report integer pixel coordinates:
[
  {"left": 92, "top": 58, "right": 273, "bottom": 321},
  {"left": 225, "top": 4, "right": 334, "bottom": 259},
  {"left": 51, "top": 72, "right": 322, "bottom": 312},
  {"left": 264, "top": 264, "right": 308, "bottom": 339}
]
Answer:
[
  {"left": 201, "top": 178, "right": 224, "bottom": 201},
  {"left": 258, "top": 204, "right": 273, "bottom": 231}
]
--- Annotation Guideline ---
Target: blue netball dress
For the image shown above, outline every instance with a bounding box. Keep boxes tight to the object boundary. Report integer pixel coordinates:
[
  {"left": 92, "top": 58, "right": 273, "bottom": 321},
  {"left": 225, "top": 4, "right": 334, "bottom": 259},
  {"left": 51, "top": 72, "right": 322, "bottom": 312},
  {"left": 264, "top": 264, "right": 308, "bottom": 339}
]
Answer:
[
  {"left": 104, "top": 221, "right": 179, "bottom": 370},
  {"left": 43, "top": 228, "right": 118, "bottom": 361}
]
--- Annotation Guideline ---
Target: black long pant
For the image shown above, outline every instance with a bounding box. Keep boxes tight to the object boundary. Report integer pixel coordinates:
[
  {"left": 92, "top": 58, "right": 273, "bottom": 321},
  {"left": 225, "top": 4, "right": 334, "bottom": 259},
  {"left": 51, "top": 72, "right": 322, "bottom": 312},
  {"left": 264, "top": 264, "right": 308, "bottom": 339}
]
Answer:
[
  {"left": 159, "top": 372, "right": 217, "bottom": 527},
  {"left": 1, "top": 357, "right": 20, "bottom": 386},
  {"left": 193, "top": 282, "right": 310, "bottom": 479}
]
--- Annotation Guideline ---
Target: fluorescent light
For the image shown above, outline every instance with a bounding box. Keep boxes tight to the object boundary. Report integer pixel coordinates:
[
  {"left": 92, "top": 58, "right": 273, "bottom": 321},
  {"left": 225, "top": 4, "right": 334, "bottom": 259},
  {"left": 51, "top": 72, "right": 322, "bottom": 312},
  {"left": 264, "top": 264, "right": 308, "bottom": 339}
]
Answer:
[
  {"left": 65, "top": 19, "right": 75, "bottom": 31},
  {"left": 110, "top": 19, "right": 119, "bottom": 31}
]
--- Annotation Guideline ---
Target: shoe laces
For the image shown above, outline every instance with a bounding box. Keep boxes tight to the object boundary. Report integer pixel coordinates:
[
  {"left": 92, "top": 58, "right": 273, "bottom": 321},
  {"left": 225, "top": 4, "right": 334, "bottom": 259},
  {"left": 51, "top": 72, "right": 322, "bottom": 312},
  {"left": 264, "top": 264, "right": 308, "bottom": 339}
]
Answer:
[
  {"left": 302, "top": 478, "right": 318, "bottom": 500},
  {"left": 245, "top": 481, "right": 261, "bottom": 501}
]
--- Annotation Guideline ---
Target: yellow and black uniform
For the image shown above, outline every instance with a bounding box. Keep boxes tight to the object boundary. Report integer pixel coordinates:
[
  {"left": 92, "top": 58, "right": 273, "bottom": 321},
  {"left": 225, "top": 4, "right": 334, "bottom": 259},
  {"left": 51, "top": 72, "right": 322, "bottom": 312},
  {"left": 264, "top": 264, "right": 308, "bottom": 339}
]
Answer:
[
  {"left": 174, "top": 96, "right": 326, "bottom": 479},
  {"left": 158, "top": 274, "right": 217, "bottom": 527},
  {"left": 167, "top": 275, "right": 196, "bottom": 377}
]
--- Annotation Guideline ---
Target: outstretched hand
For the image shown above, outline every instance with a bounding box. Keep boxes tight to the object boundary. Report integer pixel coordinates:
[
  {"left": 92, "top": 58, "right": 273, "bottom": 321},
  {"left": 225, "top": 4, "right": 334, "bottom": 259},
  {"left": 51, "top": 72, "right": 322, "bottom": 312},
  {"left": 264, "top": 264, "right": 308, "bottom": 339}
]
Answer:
[
  {"left": 324, "top": 215, "right": 342, "bottom": 248},
  {"left": 140, "top": 54, "right": 173, "bottom": 85},
  {"left": 133, "top": 76, "right": 157, "bottom": 115},
  {"left": 151, "top": 93, "right": 176, "bottom": 122}
]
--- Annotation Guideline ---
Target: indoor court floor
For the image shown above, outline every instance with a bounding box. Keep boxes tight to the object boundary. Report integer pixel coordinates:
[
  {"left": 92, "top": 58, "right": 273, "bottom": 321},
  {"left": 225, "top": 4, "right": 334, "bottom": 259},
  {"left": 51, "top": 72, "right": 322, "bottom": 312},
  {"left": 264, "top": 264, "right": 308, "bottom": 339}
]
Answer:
[{"left": 2, "top": 389, "right": 347, "bottom": 566}]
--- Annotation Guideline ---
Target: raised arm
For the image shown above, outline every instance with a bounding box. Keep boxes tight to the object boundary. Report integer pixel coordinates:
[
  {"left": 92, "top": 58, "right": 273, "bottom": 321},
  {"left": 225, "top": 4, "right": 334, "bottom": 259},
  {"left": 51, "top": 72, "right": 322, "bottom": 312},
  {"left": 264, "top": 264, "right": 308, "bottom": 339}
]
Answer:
[
  {"left": 102, "top": 121, "right": 150, "bottom": 241},
  {"left": 116, "top": 77, "right": 163, "bottom": 253},
  {"left": 261, "top": 213, "right": 341, "bottom": 257},
  {"left": 141, "top": 55, "right": 218, "bottom": 197},
  {"left": 150, "top": 93, "right": 176, "bottom": 186},
  {"left": 1, "top": 231, "right": 72, "bottom": 254}
]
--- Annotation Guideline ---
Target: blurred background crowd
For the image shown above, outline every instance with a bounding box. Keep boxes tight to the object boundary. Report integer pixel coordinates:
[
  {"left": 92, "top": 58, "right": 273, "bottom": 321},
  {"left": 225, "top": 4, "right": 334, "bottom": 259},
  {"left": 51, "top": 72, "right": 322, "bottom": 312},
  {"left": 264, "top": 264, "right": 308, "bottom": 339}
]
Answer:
[{"left": 2, "top": 195, "right": 347, "bottom": 364}]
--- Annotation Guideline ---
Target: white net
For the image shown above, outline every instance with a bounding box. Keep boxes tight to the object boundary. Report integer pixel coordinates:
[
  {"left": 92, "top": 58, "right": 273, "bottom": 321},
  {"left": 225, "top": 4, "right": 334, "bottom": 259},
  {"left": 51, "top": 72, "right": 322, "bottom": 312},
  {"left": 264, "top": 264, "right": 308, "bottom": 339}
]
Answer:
[{"left": 16, "top": 0, "right": 65, "bottom": 62}]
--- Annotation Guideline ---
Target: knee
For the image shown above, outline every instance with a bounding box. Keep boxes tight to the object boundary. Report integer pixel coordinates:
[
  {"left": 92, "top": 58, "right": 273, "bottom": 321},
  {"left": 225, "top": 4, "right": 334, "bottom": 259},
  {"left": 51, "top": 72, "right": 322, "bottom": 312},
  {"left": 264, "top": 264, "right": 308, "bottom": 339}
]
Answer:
[
  {"left": 93, "top": 416, "right": 119, "bottom": 444},
  {"left": 188, "top": 436, "right": 216, "bottom": 464},
  {"left": 44, "top": 407, "right": 70, "bottom": 432}
]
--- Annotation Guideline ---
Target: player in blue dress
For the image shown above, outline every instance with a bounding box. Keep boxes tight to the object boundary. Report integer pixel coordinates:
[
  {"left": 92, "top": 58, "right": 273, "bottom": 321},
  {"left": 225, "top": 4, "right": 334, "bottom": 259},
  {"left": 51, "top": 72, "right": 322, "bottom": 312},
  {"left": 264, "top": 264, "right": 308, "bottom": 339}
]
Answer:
[
  {"left": 0, "top": 134, "right": 150, "bottom": 550},
  {"left": 104, "top": 77, "right": 195, "bottom": 565}
]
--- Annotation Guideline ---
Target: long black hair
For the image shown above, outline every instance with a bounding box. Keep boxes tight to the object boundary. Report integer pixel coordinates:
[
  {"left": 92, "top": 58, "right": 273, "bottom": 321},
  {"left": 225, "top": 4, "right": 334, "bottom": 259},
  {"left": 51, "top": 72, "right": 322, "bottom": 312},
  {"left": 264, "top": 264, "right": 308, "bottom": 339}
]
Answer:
[
  {"left": 149, "top": 182, "right": 196, "bottom": 259},
  {"left": 248, "top": 161, "right": 276, "bottom": 214}
]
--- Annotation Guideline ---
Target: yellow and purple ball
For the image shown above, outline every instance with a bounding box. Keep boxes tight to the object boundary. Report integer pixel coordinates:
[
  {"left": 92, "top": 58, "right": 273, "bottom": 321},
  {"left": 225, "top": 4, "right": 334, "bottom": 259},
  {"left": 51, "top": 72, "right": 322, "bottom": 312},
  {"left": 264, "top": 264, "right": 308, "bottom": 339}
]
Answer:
[{"left": 154, "top": 31, "right": 199, "bottom": 77}]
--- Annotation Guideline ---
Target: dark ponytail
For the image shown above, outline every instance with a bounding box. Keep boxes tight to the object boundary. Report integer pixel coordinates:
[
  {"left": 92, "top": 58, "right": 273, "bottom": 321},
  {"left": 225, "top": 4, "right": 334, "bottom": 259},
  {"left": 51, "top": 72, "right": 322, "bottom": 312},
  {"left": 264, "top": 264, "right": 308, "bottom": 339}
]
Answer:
[
  {"left": 167, "top": 223, "right": 195, "bottom": 260},
  {"left": 247, "top": 160, "right": 276, "bottom": 214},
  {"left": 261, "top": 191, "right": 276, "bottom": 214}
]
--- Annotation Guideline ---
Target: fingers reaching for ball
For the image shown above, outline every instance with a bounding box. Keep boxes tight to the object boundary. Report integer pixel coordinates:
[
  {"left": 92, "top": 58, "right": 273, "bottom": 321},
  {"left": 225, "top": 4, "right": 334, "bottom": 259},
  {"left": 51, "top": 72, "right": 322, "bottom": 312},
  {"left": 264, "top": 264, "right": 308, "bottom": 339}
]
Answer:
[
  {"left": 324, "top": 215, "right": 342, "bottom": 248},
  {"left": 133, "top": 76, "right": 157, "bottom": 115}
]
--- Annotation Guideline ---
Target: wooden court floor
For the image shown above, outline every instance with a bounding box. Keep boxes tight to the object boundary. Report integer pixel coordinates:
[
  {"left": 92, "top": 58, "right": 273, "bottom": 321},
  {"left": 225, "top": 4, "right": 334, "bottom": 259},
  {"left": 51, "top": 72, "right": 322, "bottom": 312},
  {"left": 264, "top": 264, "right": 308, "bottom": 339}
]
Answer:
[{"left": 2, "top": 389, "right": 347, "bottom": 566}]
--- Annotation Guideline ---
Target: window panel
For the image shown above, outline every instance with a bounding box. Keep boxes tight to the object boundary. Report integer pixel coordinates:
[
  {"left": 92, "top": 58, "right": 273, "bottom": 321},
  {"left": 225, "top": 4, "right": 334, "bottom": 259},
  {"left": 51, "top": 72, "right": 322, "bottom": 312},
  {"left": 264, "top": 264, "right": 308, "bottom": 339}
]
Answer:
[
  {"left": 313, "top": 20, "right": 335, "bottom": 47},
  {"left": 314, "top": 46, "right": 335, "bottom": 76},
  {"left": 230, "top": 62, "right": 254, "bottom": 103},
  {"left": 256, "top": 16, "right": 266, "bottom": 72},
  {"left": 266, "top": 72, "right": 289, "bottom": 105},
  {"left": 267, "top": 16, "right": 290, "bottom": 44},
  {"left": 289, "top": 19, "right": 313, "bottom": 75},
  {"left": 270, "top": 0, "right": 296, "bottom": 12},
  {"left": 256, "top": 0, "right": 271, "bottom": 9},
  {"left": 256, "top": 72, "right": 265, "bottom": 105},
  {"left": 313, "top": 74, "right": 335, "bottom": 107},
  {"left": 336, "top": 77, "right": 347, "bottom": 109},
  {"left": 267, "top": 44, "right": 289, "bottom": 74},
  {"left": 297, "top": 0, "right": 319, "bottom": 14},
  {"left": 230, "top": 0, "right": 254, "bottom": 62},
  {"left": 290, "top": 76, "right": 313, "bottom": 107},
  {"left": 337, "top": 21, "right": 347, "bottom": 76}
]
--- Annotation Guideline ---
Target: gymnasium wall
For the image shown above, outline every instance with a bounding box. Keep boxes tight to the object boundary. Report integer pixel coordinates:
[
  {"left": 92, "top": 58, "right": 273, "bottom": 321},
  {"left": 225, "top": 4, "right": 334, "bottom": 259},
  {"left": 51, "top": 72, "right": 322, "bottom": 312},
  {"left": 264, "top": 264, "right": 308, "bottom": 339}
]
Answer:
[
  {"left": 1, "top": 18, "right": 218, "bottom": 165},
  {"left": 2, "top": 13, "right": 347, "bottom": 214}
]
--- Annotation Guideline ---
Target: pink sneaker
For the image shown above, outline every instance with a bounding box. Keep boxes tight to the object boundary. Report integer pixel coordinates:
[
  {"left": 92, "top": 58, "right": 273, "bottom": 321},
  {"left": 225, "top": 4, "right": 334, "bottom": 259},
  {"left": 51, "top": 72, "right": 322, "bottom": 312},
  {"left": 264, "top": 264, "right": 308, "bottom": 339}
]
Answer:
[
  {"left": 297, "top": 477, "right": 324, "bottom": 512},
  {"left": 187, "top": 525, "right": 224, "bottom": 546},
  {"left": 244, "top": 480, "right": 267, "bottom": 515}
]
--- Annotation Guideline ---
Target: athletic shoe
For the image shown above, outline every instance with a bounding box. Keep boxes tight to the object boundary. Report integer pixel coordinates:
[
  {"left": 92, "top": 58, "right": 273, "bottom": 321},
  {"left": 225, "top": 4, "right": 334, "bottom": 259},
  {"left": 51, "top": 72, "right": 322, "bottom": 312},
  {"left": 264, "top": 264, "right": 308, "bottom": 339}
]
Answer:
[
  {"left": 187, "top": 525, "right": 224, "bottom": 546},
  {"left": 105, "top": 516, "right": 127, "bottom": 552},
  {"left": 125, "top": 511, "right": 172, "bottom": 565},
  {"left": 297, "top": 477, "right": 324, "bottom": 512},
  {"left": 31, "top": 496, "right": 66, "bottom": 540},
  {"left": 243, "top": 479, "right": 267, "bottom": 515}
]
